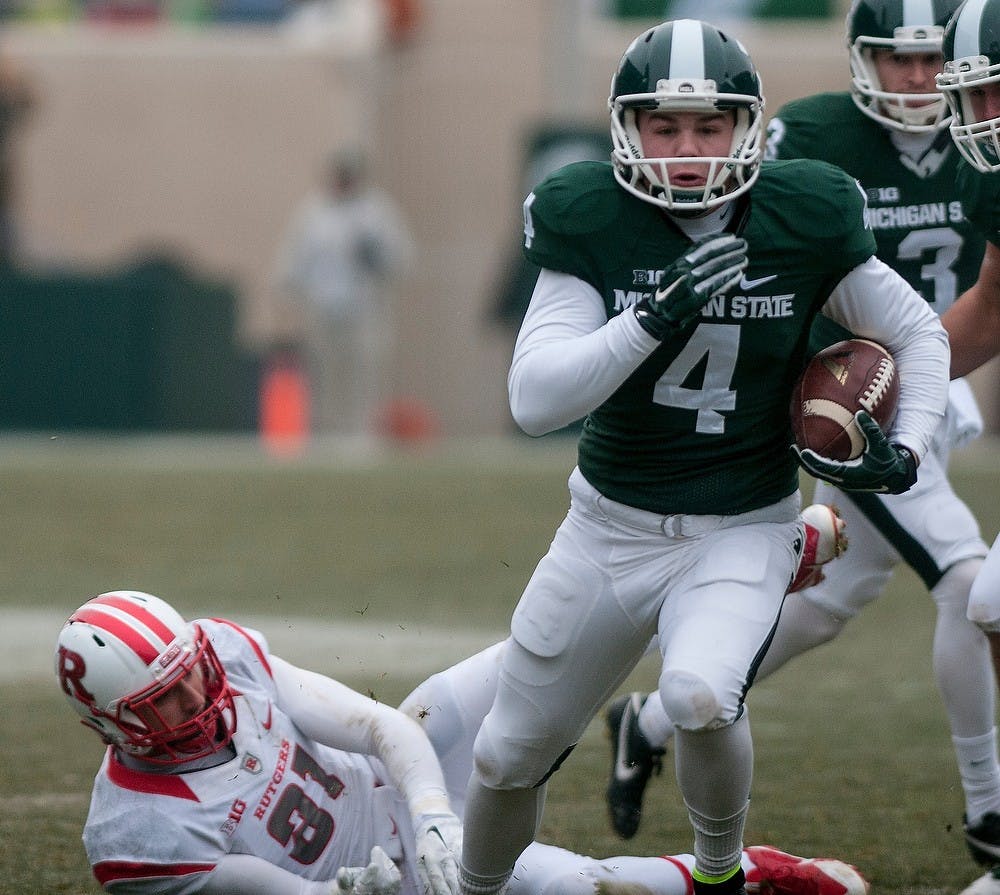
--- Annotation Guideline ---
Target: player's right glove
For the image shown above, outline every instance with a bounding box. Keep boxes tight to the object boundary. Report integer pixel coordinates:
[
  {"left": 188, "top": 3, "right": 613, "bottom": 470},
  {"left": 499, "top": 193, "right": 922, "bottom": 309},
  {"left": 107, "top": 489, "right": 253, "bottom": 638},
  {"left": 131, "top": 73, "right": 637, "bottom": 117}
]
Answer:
[
  {"left": 414, "top": 812, "right": 462, "bottom": 895},
  {"left": 634, "top": 232, "right": 748, "bottom": 339},
  {"left": 793, "top": 410, "right": 918, "bottom": 495},
  {"left": 333, "top": 846, "right": 402, "bottom": 895}
]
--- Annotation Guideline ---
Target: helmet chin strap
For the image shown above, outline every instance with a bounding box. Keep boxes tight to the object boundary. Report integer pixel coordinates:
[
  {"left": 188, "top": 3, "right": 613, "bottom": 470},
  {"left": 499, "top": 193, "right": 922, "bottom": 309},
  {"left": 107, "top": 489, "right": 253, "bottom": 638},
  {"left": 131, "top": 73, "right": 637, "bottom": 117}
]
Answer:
[{"left": 667, "top": 197, "right": 735, "bottom": 230}]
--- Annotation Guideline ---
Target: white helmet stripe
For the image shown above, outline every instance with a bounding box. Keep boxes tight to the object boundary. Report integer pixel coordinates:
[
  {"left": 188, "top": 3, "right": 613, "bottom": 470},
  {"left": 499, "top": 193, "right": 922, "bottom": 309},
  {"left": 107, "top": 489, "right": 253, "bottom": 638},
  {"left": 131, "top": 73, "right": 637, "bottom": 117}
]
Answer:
[
  {"left": 668, "top": 19, "right": 706, "bottom": 80},
  {"left": 953, "top": 0, "right": 991, "bottom": 59},
  {"left": 902, "top": 0, "right": 935, "bottom": 26}
]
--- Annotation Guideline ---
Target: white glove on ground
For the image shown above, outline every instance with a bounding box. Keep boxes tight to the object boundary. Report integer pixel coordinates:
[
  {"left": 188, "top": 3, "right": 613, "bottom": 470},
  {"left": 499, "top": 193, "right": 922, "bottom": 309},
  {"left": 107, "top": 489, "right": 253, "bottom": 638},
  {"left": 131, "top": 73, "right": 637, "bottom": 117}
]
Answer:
[
  {"left": 414, "top": 812, "right": 463, "bottom": 895},
  {"left": 334, "top": 846, "right": 402, "bottom": 895}
]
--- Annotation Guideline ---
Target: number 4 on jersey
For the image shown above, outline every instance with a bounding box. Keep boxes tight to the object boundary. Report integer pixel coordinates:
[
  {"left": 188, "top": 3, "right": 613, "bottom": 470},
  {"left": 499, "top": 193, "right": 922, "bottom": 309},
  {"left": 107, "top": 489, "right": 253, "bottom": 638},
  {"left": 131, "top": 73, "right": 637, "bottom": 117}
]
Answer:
[{"left": 653, "top": 323, "right": 740, "bottom": 434}]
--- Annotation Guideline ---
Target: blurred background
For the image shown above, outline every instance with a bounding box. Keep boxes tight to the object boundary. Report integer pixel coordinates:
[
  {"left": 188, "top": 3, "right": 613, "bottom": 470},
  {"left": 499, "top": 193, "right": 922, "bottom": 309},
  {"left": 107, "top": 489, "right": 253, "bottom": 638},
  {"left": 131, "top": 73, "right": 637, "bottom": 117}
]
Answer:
[{"left": 1, "top": 0, "right": 993, "bottom": 442}]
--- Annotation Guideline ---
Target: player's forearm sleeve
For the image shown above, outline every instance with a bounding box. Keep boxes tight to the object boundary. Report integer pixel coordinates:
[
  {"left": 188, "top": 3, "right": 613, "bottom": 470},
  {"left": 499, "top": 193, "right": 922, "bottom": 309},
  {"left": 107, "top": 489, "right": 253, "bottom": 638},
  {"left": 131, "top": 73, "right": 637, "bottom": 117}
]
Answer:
[
  {"left": 198, "top": 852, "right": 331, "bottom": 894},
  {"left": 508, "top": 269, "right": 660, "bottom": 436},
  {"left": 271, "top": 656, "right": 452, "bottom": 820}
]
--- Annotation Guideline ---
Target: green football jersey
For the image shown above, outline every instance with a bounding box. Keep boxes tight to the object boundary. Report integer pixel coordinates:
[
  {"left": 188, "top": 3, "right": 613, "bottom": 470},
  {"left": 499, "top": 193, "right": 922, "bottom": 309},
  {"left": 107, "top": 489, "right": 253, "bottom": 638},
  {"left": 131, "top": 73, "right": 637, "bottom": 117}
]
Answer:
[
  {"left": 523, "top": 159, "right": 876, "bottom": 515},
  {"left": 957, "top": 160, "right": 1000, "bottom": 247},
  {"left": 767, "top": 92, "right": 984, "bottom": 348}
]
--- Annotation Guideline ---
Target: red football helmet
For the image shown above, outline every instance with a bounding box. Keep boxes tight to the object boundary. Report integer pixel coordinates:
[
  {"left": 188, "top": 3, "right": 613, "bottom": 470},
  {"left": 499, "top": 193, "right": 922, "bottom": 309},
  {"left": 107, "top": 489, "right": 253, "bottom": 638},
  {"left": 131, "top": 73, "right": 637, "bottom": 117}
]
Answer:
[{"left": 55, "top": 590, "right": 237, "bottom": 765}]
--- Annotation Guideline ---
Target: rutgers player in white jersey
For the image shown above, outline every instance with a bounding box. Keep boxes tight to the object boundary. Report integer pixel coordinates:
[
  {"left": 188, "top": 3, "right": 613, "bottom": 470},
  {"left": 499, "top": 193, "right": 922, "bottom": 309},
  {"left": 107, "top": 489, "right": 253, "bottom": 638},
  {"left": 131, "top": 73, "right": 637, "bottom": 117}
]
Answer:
[{"left": 55, "top": 590, "right": 867, "bottom": 895}]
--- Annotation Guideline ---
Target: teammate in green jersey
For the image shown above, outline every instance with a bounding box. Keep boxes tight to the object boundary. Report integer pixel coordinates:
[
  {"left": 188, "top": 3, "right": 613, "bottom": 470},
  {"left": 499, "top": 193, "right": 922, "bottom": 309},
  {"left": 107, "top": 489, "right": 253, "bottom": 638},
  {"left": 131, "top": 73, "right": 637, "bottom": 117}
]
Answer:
[
  {"left": 602, "top": 3, "right": 1000, "bottom": 884},
  {"left": 456, "top": 18, "right": 949, "bottom": 895},
  {"left": 934, "top": 2, "right": 1000, "bottom": 892}
]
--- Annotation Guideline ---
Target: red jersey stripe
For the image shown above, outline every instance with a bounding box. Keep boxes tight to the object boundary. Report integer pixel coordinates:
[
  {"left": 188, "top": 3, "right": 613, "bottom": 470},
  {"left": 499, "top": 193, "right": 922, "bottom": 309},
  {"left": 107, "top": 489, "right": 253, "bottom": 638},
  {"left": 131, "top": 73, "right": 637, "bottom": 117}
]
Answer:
[
  {"left": 210, "top": 618, "right": 272, "bottom": 677},
  {"left": 93, "top": 859, "right": 215, "bottom": 884},
  {"left": 106, "top": 749, "right": 200, "bottom": 801}
]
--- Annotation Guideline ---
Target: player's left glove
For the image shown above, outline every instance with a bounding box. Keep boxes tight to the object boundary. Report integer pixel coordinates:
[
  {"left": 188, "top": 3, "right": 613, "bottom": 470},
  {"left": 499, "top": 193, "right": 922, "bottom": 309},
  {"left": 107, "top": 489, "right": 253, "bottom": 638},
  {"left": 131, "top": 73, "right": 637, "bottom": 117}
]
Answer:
[
  {"left": 793, "top": 410, "right": 918, "bottom": 495},
  {"left": 334, "top": 846, "right": 402, "bottom": 895},
  {"left": 633, "top": 233, "right": 748, "bottom": 339},
  {"left": 414, "top": 812, "right": 463, "bottom": 895}
]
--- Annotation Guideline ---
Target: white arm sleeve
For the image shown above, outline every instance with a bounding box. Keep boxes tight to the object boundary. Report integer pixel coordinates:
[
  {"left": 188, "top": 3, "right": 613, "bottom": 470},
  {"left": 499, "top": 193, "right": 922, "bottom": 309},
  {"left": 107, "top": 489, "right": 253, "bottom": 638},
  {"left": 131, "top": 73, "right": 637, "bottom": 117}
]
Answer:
[
  {"left": 199, "top": 853, "right": 331, "bottom": 895},
  {"left": 271, "top": 656, "right": 452, "bottom": 819},
  {"left": 507, "top": 268, "right": 660, "bottom": 436},
  {"left": 820, "top": 255, "right": 950, "bottom": 461}
]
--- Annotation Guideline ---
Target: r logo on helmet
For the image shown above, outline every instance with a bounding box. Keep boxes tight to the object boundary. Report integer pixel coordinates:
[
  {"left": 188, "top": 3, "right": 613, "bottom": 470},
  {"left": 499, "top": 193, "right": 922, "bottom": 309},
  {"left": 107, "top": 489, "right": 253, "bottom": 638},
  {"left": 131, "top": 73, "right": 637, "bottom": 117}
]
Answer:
[{"left": 57, "top": 645, "right": 95, "bottom": 706}]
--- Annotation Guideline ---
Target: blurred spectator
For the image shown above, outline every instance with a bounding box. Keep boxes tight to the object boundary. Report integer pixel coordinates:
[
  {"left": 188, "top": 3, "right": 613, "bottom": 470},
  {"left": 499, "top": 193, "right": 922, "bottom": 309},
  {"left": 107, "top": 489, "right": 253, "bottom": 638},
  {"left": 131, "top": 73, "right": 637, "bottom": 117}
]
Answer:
[
  {"left": 272, "top": 147, "right": 413, "bottom": 437},
  {"left": 0, "top": 51, "right": 34, "bottom": 267}
]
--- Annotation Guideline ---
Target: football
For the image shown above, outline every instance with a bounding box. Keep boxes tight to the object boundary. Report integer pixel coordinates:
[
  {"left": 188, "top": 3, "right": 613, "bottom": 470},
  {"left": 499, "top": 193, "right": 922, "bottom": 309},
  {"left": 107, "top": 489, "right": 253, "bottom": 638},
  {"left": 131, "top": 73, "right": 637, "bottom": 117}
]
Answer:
[{"left": 790, "top": 338, "right": 899, "bottom": 461}]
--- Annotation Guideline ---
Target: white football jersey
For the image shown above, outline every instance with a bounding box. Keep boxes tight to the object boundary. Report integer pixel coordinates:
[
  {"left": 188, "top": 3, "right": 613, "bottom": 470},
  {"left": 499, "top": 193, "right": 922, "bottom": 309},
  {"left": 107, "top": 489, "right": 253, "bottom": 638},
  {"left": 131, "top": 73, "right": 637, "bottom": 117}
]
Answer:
[{"left": 82, "top": 619, "right": 417, "bottom": 895}]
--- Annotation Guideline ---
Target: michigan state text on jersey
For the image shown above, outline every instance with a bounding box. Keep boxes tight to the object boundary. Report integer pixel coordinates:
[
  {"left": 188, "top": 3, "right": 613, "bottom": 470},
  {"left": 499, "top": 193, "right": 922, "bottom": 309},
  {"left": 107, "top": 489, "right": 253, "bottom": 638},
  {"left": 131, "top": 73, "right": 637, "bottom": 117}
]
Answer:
[{"left": 767, "top": 91, "right": 984, "bottom": 350}]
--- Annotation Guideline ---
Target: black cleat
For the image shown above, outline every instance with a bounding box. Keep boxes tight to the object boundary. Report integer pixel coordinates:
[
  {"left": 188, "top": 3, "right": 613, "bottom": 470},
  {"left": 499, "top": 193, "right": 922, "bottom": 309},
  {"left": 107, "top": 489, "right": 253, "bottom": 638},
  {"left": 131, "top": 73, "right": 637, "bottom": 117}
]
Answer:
[
  {"left": 967, "top": 813, "right": 1000, "bottom": 867},
  {"left": 605, "top": 692, "right": 665, "bottom": 839}
]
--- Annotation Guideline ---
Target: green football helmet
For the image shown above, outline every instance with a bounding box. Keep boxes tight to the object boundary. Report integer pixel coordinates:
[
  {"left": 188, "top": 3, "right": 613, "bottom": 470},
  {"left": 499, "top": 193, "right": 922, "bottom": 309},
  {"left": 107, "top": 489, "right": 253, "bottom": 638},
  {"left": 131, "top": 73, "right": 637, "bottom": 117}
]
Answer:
[
  {"left": 938, "top": 0, "right": 1000, "bottom": 171},
  {"left": 608, "top": 18, "right": 764, "bottom": 212},
  {"left": 847, "top": 0, "right": 962, "bottom": 132}
]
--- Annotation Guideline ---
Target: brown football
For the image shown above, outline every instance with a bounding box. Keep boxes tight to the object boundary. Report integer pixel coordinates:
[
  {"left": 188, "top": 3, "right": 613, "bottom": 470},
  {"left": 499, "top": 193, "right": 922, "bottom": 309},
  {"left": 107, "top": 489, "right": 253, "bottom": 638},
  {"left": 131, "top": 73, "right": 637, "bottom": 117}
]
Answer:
[{"left": 790, "top": 338, "right": 899, "bottom": 461}]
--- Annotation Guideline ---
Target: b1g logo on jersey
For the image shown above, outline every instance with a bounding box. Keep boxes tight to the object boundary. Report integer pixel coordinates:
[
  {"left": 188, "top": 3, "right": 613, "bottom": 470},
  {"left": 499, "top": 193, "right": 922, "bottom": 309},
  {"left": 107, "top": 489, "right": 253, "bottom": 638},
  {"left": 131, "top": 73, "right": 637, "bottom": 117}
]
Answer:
[
  {"left": 867, "top": 186, "right": 900, "bottom": 203},
  {"left": 613, "top": 269, "right": 665, "bottom": 311},
  {"left": 220, "top": 798, "right": 247, "bottom": 837},
  {"left": 631, "top": 269, "right": 662, "bottom": 287}
]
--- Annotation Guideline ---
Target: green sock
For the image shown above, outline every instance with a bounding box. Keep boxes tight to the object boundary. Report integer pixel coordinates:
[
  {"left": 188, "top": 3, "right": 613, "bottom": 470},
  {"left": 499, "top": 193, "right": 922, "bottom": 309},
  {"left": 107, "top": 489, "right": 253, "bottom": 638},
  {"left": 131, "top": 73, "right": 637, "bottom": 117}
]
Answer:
[{"left": 691, "top": 864, "right": 742, "bottom": 885}]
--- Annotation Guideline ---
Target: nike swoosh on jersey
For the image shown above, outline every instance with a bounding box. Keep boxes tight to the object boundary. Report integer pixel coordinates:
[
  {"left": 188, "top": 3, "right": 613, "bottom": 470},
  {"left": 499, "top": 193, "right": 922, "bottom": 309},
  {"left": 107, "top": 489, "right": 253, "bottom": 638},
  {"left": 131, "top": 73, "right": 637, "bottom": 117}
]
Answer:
[
  {"left": 738, "top": 273, "right": 779, "bottom": 290},
  {"left": 262, "top": 703, "right": 273, "bottom": 731}
]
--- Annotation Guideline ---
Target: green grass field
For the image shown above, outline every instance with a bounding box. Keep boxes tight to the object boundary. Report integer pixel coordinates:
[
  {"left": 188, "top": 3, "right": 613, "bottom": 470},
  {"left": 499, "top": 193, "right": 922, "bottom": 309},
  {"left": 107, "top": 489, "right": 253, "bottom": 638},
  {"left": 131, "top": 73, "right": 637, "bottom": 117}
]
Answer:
[{"left": 3, "top": 433, "right": 1000, "bottom": 894}]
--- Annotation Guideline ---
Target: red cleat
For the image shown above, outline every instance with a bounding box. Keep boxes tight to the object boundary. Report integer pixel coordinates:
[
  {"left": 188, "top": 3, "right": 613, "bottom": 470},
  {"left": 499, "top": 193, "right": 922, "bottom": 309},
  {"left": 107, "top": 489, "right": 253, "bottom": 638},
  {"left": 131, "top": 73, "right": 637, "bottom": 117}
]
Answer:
[
  {"left": 787, "top": 504, "right": 848, "bottom": 594},
  {"left": 744, "top": 845, "right": 869, "bottom": 895}
]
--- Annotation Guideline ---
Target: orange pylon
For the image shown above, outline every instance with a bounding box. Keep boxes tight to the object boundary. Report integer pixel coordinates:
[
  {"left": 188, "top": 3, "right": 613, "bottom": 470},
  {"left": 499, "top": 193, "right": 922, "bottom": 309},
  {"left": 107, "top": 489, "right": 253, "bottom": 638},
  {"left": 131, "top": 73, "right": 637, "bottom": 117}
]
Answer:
[{"left": 259, "top": 352, "right": 310, "bottom": 456}]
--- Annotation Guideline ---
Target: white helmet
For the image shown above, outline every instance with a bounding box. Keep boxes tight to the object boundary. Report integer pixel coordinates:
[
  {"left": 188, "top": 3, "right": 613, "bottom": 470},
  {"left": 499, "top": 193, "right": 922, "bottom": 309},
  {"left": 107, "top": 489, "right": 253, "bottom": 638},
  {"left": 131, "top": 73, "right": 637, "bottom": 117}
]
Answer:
[
  {"left": 846, "top": 0, "right": 962, "bottom": 133},
  {"left": 937, "top": 0, "right": 1000, "bottom": 172},
  {"left": 55, "top": 590, "right": 237, "bottom": 765},
  {"left": 608, "top": 19, "right": 765, "bottom": 213}
]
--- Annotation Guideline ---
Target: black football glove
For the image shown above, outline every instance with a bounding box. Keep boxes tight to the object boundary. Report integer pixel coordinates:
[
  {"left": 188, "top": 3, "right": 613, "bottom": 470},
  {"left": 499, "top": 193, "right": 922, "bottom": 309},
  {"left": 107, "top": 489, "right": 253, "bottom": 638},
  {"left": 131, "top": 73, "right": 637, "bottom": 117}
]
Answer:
[
  {"left": 634, "top": 233, "right": 748, "bottom": 340},
  {"left": 793, "top": 410, "right": 918, "bottom": 495}
]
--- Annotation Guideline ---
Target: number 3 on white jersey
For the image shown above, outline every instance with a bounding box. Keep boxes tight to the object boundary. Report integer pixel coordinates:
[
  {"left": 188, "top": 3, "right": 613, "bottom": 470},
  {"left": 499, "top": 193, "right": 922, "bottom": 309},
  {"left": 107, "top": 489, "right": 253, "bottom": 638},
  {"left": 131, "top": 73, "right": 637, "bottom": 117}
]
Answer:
[{"left": 653, "top": 323, "right": 739, "bottom": 434}]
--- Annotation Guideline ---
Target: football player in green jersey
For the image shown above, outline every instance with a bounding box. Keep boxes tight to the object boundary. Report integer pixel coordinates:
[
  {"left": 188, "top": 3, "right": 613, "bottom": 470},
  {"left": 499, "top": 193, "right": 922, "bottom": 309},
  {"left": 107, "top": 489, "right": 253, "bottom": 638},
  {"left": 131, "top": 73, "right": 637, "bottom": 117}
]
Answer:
[
  {"left": 456, "top": 18, "right": 949, "bottom": 895},
  {"left": 935, "top": 2, "right": 1000, "bottom": 892},
  {"left": 603, "top": 1, "right": 1000, "bottom": 881}
]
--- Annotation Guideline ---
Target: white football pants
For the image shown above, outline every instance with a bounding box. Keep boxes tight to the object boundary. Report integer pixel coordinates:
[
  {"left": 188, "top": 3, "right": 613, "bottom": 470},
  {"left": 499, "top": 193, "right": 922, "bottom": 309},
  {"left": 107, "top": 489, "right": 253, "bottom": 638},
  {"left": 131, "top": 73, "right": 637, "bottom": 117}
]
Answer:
[{"left": 458, "top": 467, "right": 801, "bottom": 882}]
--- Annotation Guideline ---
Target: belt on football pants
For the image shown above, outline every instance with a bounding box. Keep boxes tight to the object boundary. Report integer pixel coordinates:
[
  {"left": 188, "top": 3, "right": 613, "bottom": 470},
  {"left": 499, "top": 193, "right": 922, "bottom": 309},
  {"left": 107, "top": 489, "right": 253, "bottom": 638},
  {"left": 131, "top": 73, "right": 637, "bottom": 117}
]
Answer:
[{"left": 569, "top": 467, "right": 800, "bottom": 539}]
